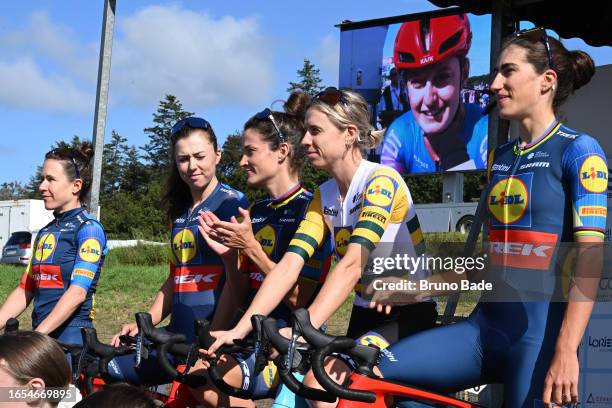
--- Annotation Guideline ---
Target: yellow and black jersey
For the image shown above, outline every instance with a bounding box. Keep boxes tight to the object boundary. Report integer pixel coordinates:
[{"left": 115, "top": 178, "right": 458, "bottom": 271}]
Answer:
[{"left": 288, "top": 160, "right": 427, "bottom": 307}]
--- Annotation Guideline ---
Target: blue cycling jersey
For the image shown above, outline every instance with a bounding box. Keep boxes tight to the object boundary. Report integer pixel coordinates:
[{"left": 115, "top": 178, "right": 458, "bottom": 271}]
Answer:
[
  {"left": 381, "top": 102, "right": 488, "bottom": 173},
  {"left": 378, "top": 122, "right": 608, "bottom": 408},
  {"left": 20, "top": 207, "right": 107, "bottom": 339}
]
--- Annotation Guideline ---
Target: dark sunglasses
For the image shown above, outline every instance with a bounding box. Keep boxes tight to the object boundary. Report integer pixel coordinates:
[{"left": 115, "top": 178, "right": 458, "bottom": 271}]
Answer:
[
  {"left": 513, "top": 27, "right": 555, "bottom": 71},
  {"left": 46, "top": 148, "right": 81, "bottom": 179},
  {"left": 170, "top": 117, "right": 211, "bottom": 139},
  {"left": 313, "top": 87, "right": 348, "bottom": 107},
  {"left": 253, "top": 108, "right": 287, "bottom": 143}
]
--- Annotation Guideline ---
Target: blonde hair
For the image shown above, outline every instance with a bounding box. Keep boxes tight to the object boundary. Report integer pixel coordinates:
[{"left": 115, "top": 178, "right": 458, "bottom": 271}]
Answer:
[{"left": 309, "top": 89, "right": 384, "bottom": 149}]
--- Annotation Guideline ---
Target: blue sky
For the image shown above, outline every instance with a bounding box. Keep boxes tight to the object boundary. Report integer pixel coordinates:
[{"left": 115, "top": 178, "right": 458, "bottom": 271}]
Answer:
[{"left": 1, "top": 0, "right": 611, "bottom": 185}]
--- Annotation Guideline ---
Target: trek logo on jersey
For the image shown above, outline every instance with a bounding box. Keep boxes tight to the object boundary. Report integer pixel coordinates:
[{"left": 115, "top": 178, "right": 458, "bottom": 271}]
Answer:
[
  {"left": 172, "top": 228, "right": 197, "bottom": 263},
  {"left": 488, "top": 174, "right": 532, "bottom": 227},
  {"left": 79, "top": 239, "right": 102, "bottom": 263},
  {"left": 489, "top": 230, "right": 558, "bottom": 270},
  {"left": 334, "top": 227, "right": 352, "bottom": 257},
  {"left": 32, "top": 264, "right": 64, "bottom": 288},
  {"left": 365, "top": 176, "right": 396, "bottom": 208},
  {"left": 579, "top": 206, "right": 608, "bottom": 217},
  {"left": 172, "top": 265, "right": 223, "bottom": 292},
  {"left": 579, "top": 155, "right": 608, "bottom": 193},
  {"left": 34, "top": 233, "right": 57, "bottom": 262},
  {"left": 255, "top": 225, "right": 276, "bottom": 256}
]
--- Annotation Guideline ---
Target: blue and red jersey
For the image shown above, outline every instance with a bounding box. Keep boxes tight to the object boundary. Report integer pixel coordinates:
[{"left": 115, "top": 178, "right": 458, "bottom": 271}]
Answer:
[
  {"left": 19, "top": 207, "right": 106, "bottom": 332},
  {"left": 167, "top": 182, "right": 248, "bottom": 341}
]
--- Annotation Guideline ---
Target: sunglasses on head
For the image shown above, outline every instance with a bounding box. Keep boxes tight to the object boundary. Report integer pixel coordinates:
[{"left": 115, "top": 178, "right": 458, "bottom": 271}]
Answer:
[
  {"left": 253, "top": 108, "right": 287, "bottom": 143},
  {"left": 313, "top": 87, "right": 348, "bottom": 107},
  {"left": 170, "top": 117, "right": 212, "bottom": 139},
  {"left": 46, "top": 147, "right": 81, "bottom": 179},
  {"left": 513, "top": 27, "right": 555, "bottom": 71}
]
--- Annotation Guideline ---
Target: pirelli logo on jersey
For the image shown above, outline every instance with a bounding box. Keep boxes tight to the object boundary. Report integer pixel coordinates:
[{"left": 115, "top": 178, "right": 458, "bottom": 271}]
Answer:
[
  {"left": 488, "top": 173, "right": 532, "bottom": 227},
  {"left": 579, "top": 155, "right": 608, "bottom": 193},
  {"left": 489, "top": 230, "right": 558, "bottom": 270},
  {"left": 579, "top": 206, "right": 607, "bottom": 217}
]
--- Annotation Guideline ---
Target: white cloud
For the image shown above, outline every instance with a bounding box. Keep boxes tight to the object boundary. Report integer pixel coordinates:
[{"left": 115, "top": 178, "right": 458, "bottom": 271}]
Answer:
[
  {"left": 111, "top": 5, "right": 275, "bottom": 109},
  {"left": 0, "top": 58, "right": 92, "bottom": 115}
]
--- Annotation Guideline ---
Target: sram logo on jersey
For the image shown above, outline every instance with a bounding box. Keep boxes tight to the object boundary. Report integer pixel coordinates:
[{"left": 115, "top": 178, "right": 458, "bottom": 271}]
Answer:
[
  {"left": 489, "top": 230, "right": 558, "bottom": 270},
  {"left": 488, "top": 174, "right": 532, "bottom": 227},
  {"left": 579, "top": 155, "right": 608, "bottom": 193},
  {"left": 172, "top": 228, "right": 197, "bottom": 263},
  {"left": 79, "top": 239, "right": 102, "bottom": 263},
  {"left": 172, "top": 265, "right": 223, "bottom": 292},
  {"left": 365, "top": 175, "right": 396, "bottom": 208}
]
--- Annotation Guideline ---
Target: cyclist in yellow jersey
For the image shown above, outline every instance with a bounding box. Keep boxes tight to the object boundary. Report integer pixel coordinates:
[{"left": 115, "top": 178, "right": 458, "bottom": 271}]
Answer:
[{"left": 205, "top": 88, "right": 437, "bottom": 407}]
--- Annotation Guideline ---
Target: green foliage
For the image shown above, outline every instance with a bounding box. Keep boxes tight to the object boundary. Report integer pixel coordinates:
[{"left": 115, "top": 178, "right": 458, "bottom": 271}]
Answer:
[
  {"left": 287, "top": 59, "right": 325, "bottom": 97},
  {"left": 142, "top": 95, "right": 194, "bottom": 179},
  {"left": 299, "top": 163, "right": 330, "bottom": 194},
  {"left": 0, "top": 181, "right": 27, "bottom": 200},
  {"left": 464, "top": 172, "right": 487, "bottom": 202},
  {"left": 404, "top": 173, "right": 443, "bottom": 203},
  {"left": 104, "top": 243, "right": 169, "bottom": 267}
]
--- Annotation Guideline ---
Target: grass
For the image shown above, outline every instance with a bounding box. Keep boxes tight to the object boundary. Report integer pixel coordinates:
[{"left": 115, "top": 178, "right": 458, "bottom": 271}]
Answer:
[{"left": 0, "top": 233, "right": 480, "bottom": 340}]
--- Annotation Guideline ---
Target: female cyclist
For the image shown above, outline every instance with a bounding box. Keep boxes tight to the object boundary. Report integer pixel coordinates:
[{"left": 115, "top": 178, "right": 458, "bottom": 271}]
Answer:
[
  {"left": 108, "top": 117, "right": 248, "bottom": 385},
  {"left": 381, "top": 13, "right": 488, "bottom": 173},
  {"left": 205, "top": 88, "right": 437, "bottom": 407},
  {"left": 0, "top": 144, "right": 105, "bottom": 346},
  {"left": 194, "top": 91, "right": 333, "bottom": 407},
  {"left": 377, "top": 29, "right": 607, "bottom": 408}
]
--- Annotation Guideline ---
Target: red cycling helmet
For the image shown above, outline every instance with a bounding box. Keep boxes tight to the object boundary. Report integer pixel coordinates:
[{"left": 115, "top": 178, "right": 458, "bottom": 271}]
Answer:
[{"left": 393, "top": 14, "right": 472, "bottom": 70}]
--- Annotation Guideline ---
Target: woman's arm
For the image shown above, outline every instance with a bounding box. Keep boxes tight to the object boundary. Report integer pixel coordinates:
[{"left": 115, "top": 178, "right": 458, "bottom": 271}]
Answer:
[
  {"left": 35, "top": 285, "right": 87, "bottom": 334},
  {"left": 210, "top": 250, "right": 248, "bottom": 330},
  {"left": 307, "top": 243, "right": 366, "bottom": 328},
  {"left": 542, "top": 235, "right": 603, "bottom": 405},
  {"left": 0, "top": 286, "right": 33, "bottom": 329}
]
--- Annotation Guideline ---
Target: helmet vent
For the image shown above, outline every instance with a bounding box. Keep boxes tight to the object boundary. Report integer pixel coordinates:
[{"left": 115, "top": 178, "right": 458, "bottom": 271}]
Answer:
[
  {"left": 439, "top": 30, "right": 463, "bottom": 55},
  {"left": 398, "top": 52, "right": 415, "bottom": 63},
  {"left": 419, "top": 18, "right": 431, "bottom": 54}
]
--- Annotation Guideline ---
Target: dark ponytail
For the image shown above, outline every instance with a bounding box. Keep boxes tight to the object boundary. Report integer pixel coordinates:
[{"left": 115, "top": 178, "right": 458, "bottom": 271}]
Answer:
[
  {"left": 44, "top": 141, "right": 94, "bottom": 203},
  {"left": 244, "top": 91, "right": 310, "bottom": 174},
  {"left": 502, "top": 35, "right": 595, "bottom": 110}
]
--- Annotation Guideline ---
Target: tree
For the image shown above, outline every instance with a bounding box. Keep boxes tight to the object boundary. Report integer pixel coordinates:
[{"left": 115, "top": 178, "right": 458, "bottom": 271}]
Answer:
[
  {"left": 119, "top": 146, "right": 149, "bottom": 194},
  {"left": 287, "top": 59, "right": 324, "bottom": 97},
  {"left": 0, "top": 181, "right": 27, "bottom": 200},
  {"left": 142, "top": 95, "right": 194, "bottom": 178},
  {"left": 102, "top": 130, "right": 129, "bottom": 195}
]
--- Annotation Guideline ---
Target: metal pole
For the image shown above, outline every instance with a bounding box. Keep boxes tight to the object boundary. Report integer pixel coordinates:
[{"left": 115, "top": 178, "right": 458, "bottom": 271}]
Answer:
[{"left": 88, "top": 0, "right": 116, "bottom": 218}]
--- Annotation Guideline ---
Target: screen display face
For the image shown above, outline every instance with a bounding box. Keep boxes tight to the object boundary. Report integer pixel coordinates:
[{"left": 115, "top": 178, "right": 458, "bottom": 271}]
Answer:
[{"left": 339, "top": 11, "right": 491, "bottom": 175}]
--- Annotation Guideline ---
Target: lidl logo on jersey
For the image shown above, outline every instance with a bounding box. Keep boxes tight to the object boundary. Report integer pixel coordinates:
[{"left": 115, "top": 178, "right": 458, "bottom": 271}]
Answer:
[
  {"left": 262, "top": 361, "right": 279, "bottom": 388},
  {"left": 358, "top": 332, "right": 390, "bottom": 350},
  {"left": 488, "top": 173, "right": 532, "bottom": 227},
  {"left": 365, "top": 176, "right": 396, "bottom": 208},
  {"left": 334, "top": 227, "right": 352, "bottom": 257},
  {"left": 79, "top": 239, "right": 102, "bottom": 263},
  {"left": 34, "top": 233, "right": 57, "bottom": 262},
  {"left": 580, "top": 155, "right": 608, "bottom": 193},
  {"left": 172, "top": 228, "right": 197, "bottom": 263},
  {"left": 255, "top": 225, "right": 276, "bottom": 256}
]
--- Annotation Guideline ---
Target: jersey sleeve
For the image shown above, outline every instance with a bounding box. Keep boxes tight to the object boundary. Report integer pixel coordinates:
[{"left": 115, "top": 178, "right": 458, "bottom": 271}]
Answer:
[
  {"left": 561, "top": 135, "right": 608, "bottom": 239},
  {"left": 70, "top": 222, "right": 106, "bottom": 291},
  {"left": 380, "top": 123, "right": 408, "bottom": 174},
  {"left": 350, "top": 167, "right": 409, "bottom": 251},
  {"left": 19, "top": 231, "right": 42, "bottom": 293},
  {"left": 218, "top": 192, "right": 249, "bottom": 222},
  {"left": 287, "top": 188, "right": 327, "bottom": 262}
]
